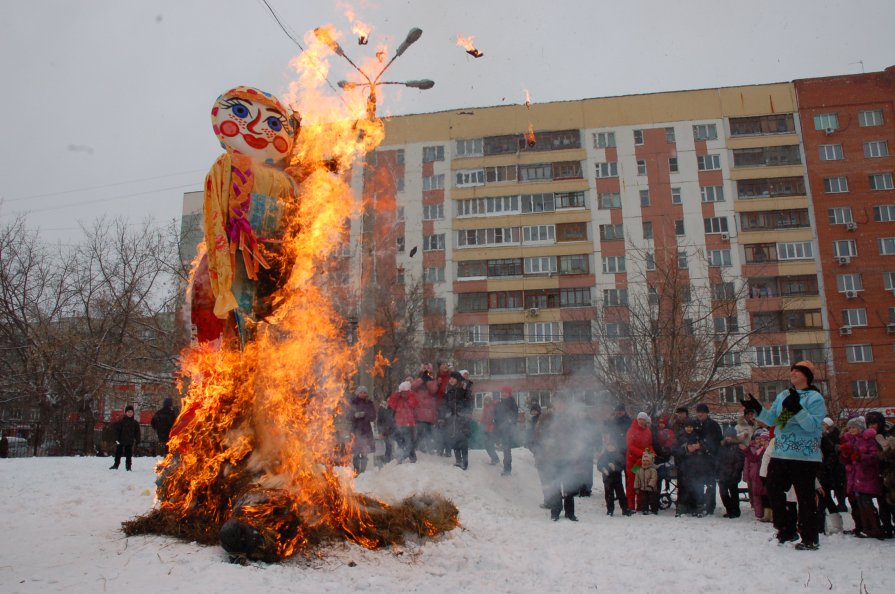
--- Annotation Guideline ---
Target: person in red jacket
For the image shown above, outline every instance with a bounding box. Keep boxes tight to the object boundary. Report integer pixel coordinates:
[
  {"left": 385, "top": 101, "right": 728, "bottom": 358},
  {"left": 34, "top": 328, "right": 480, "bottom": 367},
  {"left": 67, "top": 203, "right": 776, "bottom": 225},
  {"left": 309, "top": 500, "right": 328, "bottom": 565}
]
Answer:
[
  {"left": 625, "top": 412, "right": 654, "bottom": 510},
  {"left": 388, "top": 381, "right": 418, "bottom": 463},
  {"left": 412, "top": 378, "right": 438, "bottom": 453}
]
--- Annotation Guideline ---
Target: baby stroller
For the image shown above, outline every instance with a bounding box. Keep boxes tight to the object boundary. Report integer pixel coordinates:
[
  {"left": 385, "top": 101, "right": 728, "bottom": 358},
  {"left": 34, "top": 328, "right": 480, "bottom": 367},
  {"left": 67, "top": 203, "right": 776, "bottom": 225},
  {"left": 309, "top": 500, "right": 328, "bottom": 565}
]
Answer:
[{"left": 657, "top": 459, "right": 678, "bottom": 510}]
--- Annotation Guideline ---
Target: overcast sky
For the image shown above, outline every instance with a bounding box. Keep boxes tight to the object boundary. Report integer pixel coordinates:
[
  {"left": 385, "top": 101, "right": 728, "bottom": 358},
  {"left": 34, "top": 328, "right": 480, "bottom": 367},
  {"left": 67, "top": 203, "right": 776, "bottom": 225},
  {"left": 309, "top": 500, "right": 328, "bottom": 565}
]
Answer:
[{"left": 1, "top": 0, "right": 893, "bottom": 244}]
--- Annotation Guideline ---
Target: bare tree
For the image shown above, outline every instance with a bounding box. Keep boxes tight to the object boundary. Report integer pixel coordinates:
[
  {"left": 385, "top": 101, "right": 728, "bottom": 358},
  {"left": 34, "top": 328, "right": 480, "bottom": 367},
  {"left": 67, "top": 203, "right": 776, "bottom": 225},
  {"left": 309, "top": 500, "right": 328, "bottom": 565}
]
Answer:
[{"left": 571, "top": 244, "right": 759, "bottom": 417}]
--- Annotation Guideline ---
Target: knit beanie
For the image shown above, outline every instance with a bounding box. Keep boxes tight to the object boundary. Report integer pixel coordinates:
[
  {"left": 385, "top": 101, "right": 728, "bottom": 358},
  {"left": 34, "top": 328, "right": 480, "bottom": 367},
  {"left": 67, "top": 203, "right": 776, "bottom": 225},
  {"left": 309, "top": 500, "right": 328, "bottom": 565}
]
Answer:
[
  {"left": 398, "top": 381, "right": 412, "bottom": 392},
  {"left": 846, "top": 416, "right": 866, "bottom": 431}
]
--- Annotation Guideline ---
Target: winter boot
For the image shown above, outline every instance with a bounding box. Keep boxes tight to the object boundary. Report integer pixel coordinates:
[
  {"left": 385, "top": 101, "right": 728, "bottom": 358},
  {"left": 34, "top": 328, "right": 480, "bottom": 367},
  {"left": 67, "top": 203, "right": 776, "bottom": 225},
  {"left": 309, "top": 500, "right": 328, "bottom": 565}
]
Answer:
[
  {"left": 858, "top": 501, "right": 885, "bottom": 539},
  {"left": 563, "top": 495, "right": 578, "bottom": 521},
  {"left": 759, "top": 508, "right": 773, "bottom": 523},
  {"left": 827, "top": 512, "right": 843, "bottom": 534}
]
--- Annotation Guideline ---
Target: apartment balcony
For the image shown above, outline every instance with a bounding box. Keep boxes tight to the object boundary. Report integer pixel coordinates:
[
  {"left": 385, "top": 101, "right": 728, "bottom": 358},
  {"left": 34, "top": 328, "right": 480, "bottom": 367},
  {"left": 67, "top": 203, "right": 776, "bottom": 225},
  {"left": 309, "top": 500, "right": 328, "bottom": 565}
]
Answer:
[
  {"left": 735, "top": 196, "right": 808, "bottom": 213},
  {"left": 738, "top": 228, "right": 814, "bottom": 244},
  {"left": 729, "top": 164, "right": 805, "bottom": 181},
  {"left": 727, "top": 133, "right": 801, "bottom": 150}
]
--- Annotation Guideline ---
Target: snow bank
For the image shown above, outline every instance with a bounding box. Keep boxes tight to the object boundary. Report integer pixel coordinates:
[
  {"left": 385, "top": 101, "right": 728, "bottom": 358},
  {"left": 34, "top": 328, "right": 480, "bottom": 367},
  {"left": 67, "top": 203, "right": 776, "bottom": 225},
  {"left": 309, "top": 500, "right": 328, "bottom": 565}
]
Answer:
[{"left": 1, "top": 451, "right": 892, "bottom": 593}]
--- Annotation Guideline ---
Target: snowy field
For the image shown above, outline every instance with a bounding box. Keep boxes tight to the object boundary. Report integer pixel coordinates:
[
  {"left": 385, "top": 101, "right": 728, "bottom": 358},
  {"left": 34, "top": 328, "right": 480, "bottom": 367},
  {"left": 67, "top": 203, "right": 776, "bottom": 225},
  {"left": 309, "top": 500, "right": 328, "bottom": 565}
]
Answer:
[{"left": 1, "top": 451, "right": 893, "bottom": 594}]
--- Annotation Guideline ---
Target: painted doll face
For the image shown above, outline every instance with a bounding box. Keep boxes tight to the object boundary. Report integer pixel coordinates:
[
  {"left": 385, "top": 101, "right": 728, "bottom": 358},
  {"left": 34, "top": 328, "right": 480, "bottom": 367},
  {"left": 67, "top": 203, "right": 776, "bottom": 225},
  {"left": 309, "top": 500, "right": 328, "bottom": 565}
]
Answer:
[{"left": 211, "top": 87, "right": 296, "bottom": 165}]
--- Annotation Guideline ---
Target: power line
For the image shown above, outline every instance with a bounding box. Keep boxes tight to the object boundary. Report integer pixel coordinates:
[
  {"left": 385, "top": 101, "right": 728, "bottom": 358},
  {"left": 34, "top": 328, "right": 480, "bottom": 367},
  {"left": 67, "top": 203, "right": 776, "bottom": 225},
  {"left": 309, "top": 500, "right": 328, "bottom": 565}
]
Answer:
[
  {"left": 1, "top": 183, "right": 200, "bottom": 216},
  {"left": 3, "top": 169, "right": 205, "bottom": 203}
]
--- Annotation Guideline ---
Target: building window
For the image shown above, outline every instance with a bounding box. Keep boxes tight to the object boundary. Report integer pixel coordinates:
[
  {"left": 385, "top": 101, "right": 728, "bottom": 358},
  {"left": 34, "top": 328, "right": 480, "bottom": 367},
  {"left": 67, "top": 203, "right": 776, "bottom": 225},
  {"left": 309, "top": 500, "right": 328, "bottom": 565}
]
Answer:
[
  {"left": 422, "top": 174, "right": 445, "bottom": 191},
  {"left": 813, "top": 113, "right": 839, "bottom": 130},
  {"left": 639, "top": 190, "right": 650, "bottom": 206},
  {"left": 678, "top": 250, "right": 688, "bottom": 269},
  {"left": 396, "top": 175, "right": 405, "bottom": 192},
  {"left": 599, "top": 223, "right": 625, "bottom": 241},
  {"left": 671, "top": 187, "right": 682, "bottom": 204},
  {"left": 637, "top": 160, "right": 647, "bottom": 176},
  {"left": 522, "top": 225, "right": 555, "bottom": 243},
  {"left": 869, "top": 173, "right": 894, "bottom": 191},
  {"left": 833, "top": 240, "right": 857, "bottom": 258},
  {"left": 777, "top": 241, "right": 813, "bottom": 260},
  {"left": 396, "top": 268, "right": 405, "bottom": 285},
  {"left": 485, "top": 165, "right": 519, "bottom": 183},
  {"left": 456, "top": 138, "right": 483, "bottom": 157},
  {"left": 859, "top": 110, "right": 883, "bottom": 127},
  {"left": 713, "top": 281, "right": 736, "bottom": 300},
  {"left": 755, "top": 345, "right": 790, "bottom": 367},
  {"left": 880, "top": 238, "right": 895, "bottom": 255},
  {"left": 396, "top": 236, "right": 405, "bottom": 252},
  {"left": 668, "top": 157, "right": 679, "bottom": 173},
  {"left": 527, "top": 355, "right": 563, "bottom": 375},
  {"left": 396, "top": 206, "right": 405, "bottom": 222},
  {"left": 633, "top": 129, "right": 644, "bottom": 145},
  {"left": 884, "top": 271, "right": 895, "bottom": 290},
  {"left": 594, "top": 131, "right": 616, "bottom": 148},
  {"left": 603, "top": 288, "right": 628, "bottom": 306},
  {"left": 423, "top": 234, "right": 445, "bottom": 251},
  {"left": 665, "top": 127, "right": 676, "bottom": 143},
  {"left": 842, "top": 308, "right": 868, "bottom": 327},
  {"left": 425, "top": 297, "right": 446, "bottom": 314},
  {"left": 732, "top": 145, "right": 802, "bottom": 167},
  {"left": 729, "top": 114, "right": 795, "bottom": 136},
  {"left": 490, "top": 323, "right": 525, "bottom": 343},
  {"left": 708, "top": 249, "right": 732, "bottom": 267},
  {"left": 527, "top": 322, "right": 562, "bottom": 343},
  {"left": 602, "top": 256, "right": 626, "bottom": 274},
  {"left": 558, "top": 254, "right": 589, "bottom": 274},
  {"left": 704, "top": 217, "right": 729, "bottom": 234},
  {"left": 423, "top": 145, "right": 445, "bottom": 162},
  {"left": 836, "top": 273, "right": 863, "bottom": 292},
  {"left": 714, "top": 316, "right": 739, "bottom": 333},
  {"left": 738, "top": 176, "right": 806, "bottom": 199},
  {"left": 874, "top": 205, "right": 895, "bottom": 222},
  {"left": 823, "top": 176, "right": 849, "bottom": 193},
  {"left": 693, "top": 124, "right": 718, "bottom": 141},
  {"left": 675, "top": 219, "right": 685, "bottom": 236},
  {"left": 422, "top": 203, "right": 444, "bottom": 220},
  {"left": 489, "top": 259, "right": 524, "bottom": 277},
  {"left": 846, "top": 344, "right": 873, "bottom": 363},
  {"left": 697, "top": 154, "right": 721, "bottom": 170},
  {"left": 596, "top": 162, "right": 619, "bottom": 178},
  {"left": 424, "top": 267, "right": 445, "bottom": 283},
  {"left": 701, "top": 186, "right": 724, "bottom": 203},
  {"left": 642, "top": 221, "right": 653, "bottom": 239},
  {"left": 645, "top": 252, "right": 656, "bottom": 270},
  {"left": 457, "top": 292, "right": 488, "bottom": 312},
  {"left": 490, "top": 357, "right": 526, "bottom": 376},
  {"left": 719, "top": 353, "right": 743, "bottom": 368},
  {"left": 852, "top": 380, "right": 878, "bottom": 399},
  {"left": 819, "top": 144, "right": 844, "bottom": 161},
  {"left": 828, "top": 207, "right": 854, "bottom": 224},
  {"left": 456, "top": 169, "right": 485, "bottom": 187},
  {"left": 525, "top": 256, "right": 557, "bottom": 275},
  {"left": 520, "top": 193, "right": 555, "bottom": 213},
  {"left": 560, "top": 287, "right": 592, "bottom": 307},
  {"left": 519, "top": 163, "right": 553, "bottom": 182},
  {"left": 864, "top": 141, "right": 889, "bottom": 158},
  {"left": 457, "top": 260, "right": 487, "bottom": 278},
  {"left": 599, "top": 192, "right": 621, "bottom": 209},
  {"left": 555, "top": 191, "right": 586, "bottom": 209},
  {"left": 556, "top": 222, "right": 588, "bottom": 241}
]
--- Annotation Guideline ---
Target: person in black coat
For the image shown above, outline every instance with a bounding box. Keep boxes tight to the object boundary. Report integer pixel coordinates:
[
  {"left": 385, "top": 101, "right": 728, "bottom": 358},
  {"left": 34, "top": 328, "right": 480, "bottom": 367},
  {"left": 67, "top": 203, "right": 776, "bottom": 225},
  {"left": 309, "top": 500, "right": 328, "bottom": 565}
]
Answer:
[
  {"left": 376, "top": 400, "right": 396, "bottom": 464},
  {"left": 674, "top": 419, "right": 711, "bottom": 516},
  {"left": 493, "top": 386, "right": 520, "bottom": 476},
  {"left": 693, "top": 403, "right": 722, "bottom": 515},
  {"left": 597, "top": 434, "right": 631, "bottom": 516},
  {"left": 110, "top": 405, "right": 141, "bottom": 471},
  {"left": 539, "top": 398, "right": 585, "bottom": 521},
  {"left": 151, "top": 397, "right": 178, "bottom": 456},
  {"left": 604, "top": 403, "right": 632, "bottom": 456},
  {"left": 444, "top": 372, "right": 473, "bottom": 470},
  {"left": 716, "top": 426, "right": 746, "bottom": 518}
]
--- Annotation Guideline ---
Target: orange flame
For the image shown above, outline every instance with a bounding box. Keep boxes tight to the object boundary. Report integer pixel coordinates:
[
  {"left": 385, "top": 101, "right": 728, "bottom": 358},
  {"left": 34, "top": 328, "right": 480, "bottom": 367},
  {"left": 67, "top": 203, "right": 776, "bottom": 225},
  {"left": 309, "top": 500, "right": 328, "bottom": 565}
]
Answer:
[
  {"left": 456, "top": 34, "right": 483, "bottom": 58},
  {"left": 526, "top": 123, "right": 536, "bottom": 147},
  {"left": 342, "top": 4, "right": 372, "bottom": 45},
  {"left": 524, "top": 89, "right": 532, "bottom": 109},
  {"left": 155, "top": 26, "right": 401, "bottom": 561}
]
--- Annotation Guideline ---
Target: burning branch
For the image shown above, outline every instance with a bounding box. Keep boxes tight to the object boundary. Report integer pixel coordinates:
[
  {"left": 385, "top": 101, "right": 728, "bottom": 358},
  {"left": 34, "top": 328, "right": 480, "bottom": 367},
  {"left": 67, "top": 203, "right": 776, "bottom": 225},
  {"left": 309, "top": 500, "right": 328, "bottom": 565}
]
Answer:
[{"left": 456, "top": 35, "right": 483, "bottom": 58}]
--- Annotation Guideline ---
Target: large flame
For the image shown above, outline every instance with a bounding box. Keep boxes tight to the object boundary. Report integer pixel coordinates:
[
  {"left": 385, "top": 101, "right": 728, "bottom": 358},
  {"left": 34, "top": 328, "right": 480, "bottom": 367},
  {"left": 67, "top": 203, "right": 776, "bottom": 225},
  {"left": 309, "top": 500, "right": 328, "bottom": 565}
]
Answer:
[
  {"left": 131, "top": 25, "right": 457, "bottom": 562},
  {"left": 456, "top": 34, "right": 484, "bottom": 58}
]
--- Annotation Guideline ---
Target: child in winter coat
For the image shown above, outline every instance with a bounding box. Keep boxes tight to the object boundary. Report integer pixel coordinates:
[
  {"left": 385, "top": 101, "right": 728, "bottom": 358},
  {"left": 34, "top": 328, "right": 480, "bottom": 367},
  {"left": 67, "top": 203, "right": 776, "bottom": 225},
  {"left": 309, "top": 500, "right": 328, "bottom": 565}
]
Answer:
[
  {"left": 743, "top": 429, "right": 770, "bottom": 520},
  {"left": 674, "top": 420, "right": 710, "bottom": 517},
  {"left": 716, "top": 426, "right": 746, "bottom": 518},
  {"left": 388, "top": 382, "right": 419, "bottom": 464},
  {"left": 597, "top": 434, "right": 631, "bottom": 516},
  {"left": 634, "top": 449, "right": 659, "bottom": 514},
  {"left": 840, "top": 416, "right": 884, "bottom": 538}
]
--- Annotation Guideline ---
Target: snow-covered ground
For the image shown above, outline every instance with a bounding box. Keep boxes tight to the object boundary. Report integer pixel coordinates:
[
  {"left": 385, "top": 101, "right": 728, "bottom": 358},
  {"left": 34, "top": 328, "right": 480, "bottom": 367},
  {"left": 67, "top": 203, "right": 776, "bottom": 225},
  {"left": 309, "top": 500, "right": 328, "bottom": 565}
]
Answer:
[{"left": 1, "top": 450, "right": 893, "bottom": 593}]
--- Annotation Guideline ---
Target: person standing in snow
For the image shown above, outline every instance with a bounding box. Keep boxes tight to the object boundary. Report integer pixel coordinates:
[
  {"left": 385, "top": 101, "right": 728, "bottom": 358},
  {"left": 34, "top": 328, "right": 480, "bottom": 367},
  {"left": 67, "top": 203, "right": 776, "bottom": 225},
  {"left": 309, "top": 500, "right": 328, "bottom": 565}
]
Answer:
[
  {"left": 540, "top": 397, "right": 584, "bottom": 521},
  {"left": 634, "top": 449, "right": 659, "bottom": 514},
  {"left": 388, "top": 381, "right": 418, "bottom": 464},
  {"left": 349, "top": 386, "right": 376, "bottom": 474},
  {"left": 480, "top": 395, "right": 501, "bottom": 465},
  {"left": 693, "top": 403, "right": 722, "bottom": 516},
  {"left": 597, "top": 434, "right": 631, "bottom": 516},
  {"left": 151, "top": 397, "right": 178, "bottom": 456},
  {"left": 741, "top": 360, "right": 826, "bottom": 550},
  {"left": 716, "top": 426, "right": 746, "bottom": 518},
  {"left": 840, "top": 415, "right": 885, "bottom": 539},
  {"left": 625, "top": 412, "right": 654, "bottom": 511},
  {"left": 110, "top": 405, "right": 140, "bottom": 471},
  {"left": 493, "top": 386, "right": 519, "bottom": 476},
  {"left": 444, "top": 371, "right": 473, "bottom": 470}
]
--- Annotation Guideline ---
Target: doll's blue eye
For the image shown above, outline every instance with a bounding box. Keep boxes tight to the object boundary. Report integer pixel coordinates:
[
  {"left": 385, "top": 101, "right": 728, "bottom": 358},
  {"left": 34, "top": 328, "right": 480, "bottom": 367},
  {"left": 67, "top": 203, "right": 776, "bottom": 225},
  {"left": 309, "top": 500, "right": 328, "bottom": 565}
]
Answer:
[
  {"left": 266, "top": 117, "right": 283, "bottom": 131},
  {"left": 231, "top": 104, "right": 250, "bottom": 118}
]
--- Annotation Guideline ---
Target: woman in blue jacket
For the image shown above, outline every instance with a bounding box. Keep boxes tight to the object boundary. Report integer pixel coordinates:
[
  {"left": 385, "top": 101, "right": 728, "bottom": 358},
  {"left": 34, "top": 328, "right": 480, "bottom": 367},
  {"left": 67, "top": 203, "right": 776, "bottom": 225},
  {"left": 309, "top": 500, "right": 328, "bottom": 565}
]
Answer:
[{"left": 741, "top": 360, "right": 826, "bottom": 550}]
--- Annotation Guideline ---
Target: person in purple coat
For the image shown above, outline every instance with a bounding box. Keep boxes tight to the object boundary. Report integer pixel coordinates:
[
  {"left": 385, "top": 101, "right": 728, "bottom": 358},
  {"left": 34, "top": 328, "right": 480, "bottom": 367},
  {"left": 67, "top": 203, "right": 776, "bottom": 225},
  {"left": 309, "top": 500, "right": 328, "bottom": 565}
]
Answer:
[
  {"left": 349, "top": 386, "right": 377, "bottom": 474},
  {"left": 840, "top": 416, "right": 885, "bottom": 538}
]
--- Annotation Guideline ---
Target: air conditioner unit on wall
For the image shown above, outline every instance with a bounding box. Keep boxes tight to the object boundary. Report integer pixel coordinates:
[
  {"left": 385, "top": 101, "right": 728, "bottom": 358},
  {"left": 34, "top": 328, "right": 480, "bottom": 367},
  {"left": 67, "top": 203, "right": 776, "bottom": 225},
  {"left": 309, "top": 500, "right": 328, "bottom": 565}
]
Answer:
[
  {"left": 720, "top": 232, "right": 730, "bottom": 241},
  {"left": 528, "top": 307, "right": 540, "bottom": 317},
  {"left": 844, "top": 290, "right": 858, "bottom": 299},
  {"left": 837, "top": 256, "right": 851, "bottom": 265},
  {"left": 887, "top": 323, "right": 895, "bottom": 334},
  {"left": 845, "top": 222, "right": 858, "bottom": 231},
  {"left": 839, "top": 326, "right": 852, "bottom": 336},
  {"left": 825, "top": 127, "right": 836, "bottom": 135}
]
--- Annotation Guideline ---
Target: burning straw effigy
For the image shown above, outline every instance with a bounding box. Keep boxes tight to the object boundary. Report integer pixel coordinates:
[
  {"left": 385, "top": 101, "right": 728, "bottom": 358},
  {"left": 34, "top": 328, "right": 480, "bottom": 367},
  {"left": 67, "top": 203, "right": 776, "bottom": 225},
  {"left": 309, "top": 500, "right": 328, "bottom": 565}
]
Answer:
[{"left": 122, "top": 27, "right": 457, "bottom": 562}]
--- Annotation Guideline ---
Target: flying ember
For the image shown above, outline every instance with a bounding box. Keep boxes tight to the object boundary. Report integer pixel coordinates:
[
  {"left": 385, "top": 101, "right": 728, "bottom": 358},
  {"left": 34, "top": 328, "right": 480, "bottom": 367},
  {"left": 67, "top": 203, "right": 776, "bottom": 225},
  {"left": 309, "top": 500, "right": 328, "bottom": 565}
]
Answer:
[
  {"left": 456, "top": 34, "right": 484, "bottom": 58},
  {"left": 123, "top": 25, "right": 458, "bottom": 563}
]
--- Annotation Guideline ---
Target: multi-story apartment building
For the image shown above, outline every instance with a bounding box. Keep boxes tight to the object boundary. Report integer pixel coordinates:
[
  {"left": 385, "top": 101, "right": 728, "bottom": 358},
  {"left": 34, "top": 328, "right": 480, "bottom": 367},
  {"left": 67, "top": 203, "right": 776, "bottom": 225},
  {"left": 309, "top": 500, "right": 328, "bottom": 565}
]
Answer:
[
  {"left": 357, "top": 83, "right": 825, "bottom": 414},
  {"left": 795, "top": 67, "right": 895, "bottom": 415}
]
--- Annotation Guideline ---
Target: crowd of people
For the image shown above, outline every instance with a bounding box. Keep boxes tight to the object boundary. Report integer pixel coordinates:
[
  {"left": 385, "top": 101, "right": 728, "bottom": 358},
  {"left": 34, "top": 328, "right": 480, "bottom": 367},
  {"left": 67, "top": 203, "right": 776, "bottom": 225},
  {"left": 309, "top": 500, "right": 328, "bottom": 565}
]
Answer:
[{"left": 348, "top": 359, "right": 895, "bottom": 550}]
